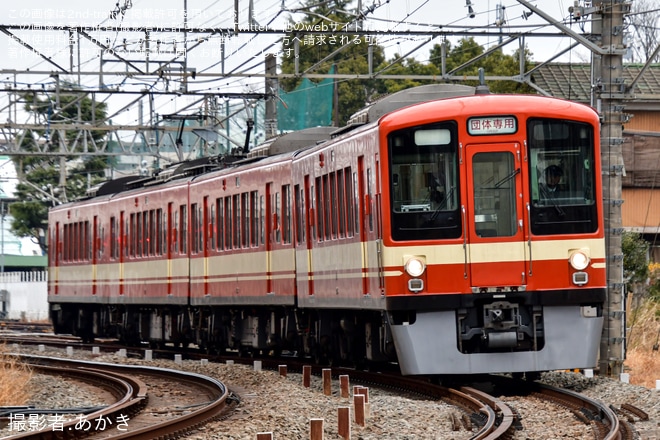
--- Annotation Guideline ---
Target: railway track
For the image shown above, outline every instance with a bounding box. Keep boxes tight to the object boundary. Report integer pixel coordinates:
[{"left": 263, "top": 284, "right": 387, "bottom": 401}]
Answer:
[
  {"left": 1, "top": 355, "right": 231, "bottom": 439},
  {"left": 1, "top": 335, "right": 653, "bottom": 439}
]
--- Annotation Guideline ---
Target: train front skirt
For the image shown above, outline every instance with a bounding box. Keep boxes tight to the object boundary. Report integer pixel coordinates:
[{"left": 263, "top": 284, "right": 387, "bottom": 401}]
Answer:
[{"left": 389, "top": 305, "right": 603, "bottom": 375}]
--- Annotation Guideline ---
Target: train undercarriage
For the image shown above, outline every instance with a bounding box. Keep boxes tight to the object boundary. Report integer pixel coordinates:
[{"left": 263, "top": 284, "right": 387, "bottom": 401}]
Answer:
[{"left": 49, "top": 303, "right": 397, "bottom": 366}]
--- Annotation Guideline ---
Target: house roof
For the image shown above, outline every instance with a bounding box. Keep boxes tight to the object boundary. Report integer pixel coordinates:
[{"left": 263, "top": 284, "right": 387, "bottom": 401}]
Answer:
[{"left": 531, "top": 63, "right": 660, "bottom": 106}]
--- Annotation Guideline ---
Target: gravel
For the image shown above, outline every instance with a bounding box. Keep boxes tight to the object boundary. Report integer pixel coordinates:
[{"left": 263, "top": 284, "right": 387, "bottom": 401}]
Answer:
[{"left": 3, "top": 344, "right": 659, "bottom": 439}]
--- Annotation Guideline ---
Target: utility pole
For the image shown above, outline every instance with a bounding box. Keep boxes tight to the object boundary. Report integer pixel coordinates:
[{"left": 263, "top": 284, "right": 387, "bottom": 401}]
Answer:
[{"left": 596, "top": 0, "right": 629, "bottom": 378}]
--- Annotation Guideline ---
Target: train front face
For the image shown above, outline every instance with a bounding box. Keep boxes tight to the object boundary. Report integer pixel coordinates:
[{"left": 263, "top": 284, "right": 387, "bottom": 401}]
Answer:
[{"left": 379, "top": 95, "right": 606, "bottom": 375}]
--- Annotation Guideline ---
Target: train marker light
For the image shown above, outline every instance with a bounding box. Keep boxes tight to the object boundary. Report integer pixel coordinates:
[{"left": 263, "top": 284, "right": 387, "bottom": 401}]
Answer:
[
  {"left": 404, "top": 257, "right": 426, "bottom": 277},
  {"left": 569, "top": 250, "right": 590, "bottom": 271}
]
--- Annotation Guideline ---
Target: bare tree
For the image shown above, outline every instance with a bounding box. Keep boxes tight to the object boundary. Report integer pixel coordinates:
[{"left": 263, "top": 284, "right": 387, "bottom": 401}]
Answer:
[{"left": 627, "top": 0, "right": 660, "bottom": 62}]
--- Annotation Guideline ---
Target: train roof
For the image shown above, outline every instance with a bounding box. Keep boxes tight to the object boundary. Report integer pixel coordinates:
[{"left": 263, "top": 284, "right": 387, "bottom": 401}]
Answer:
[
  {"left": 77, "top": 84, "right": 480, "bottom": 201},
  {"left": 344, "top": 83, "right": 476, "bottom": 128},
  {"left": 248, "top": 127, "right": 337, "bottom": 158}
]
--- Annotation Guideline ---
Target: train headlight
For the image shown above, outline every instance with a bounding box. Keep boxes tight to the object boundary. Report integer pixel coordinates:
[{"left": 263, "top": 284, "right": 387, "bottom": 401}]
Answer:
[
  {"left": 405, "top": 257, "right": 426, "bottom": 277},
  {"left": 569, "top": 250, "right": 590, "bottom": 271}
]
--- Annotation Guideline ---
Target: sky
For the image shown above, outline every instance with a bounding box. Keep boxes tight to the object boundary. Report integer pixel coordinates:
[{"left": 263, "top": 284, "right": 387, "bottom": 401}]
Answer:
[{"left": 0, "top": 0, "right": 595, "bottom": 133}]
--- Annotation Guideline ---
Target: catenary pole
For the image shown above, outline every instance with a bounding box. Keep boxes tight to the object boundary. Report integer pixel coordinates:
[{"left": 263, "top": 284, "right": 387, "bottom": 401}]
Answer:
[{"left": 597, "top": 0, "right": 628, "bottom": 377}]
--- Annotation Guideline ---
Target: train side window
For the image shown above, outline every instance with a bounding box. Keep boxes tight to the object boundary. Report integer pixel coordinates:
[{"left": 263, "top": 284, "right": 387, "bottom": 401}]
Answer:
[
  {"left": 311, "top": 183, "right": 318, "bottom": 241},
  {"left": 329, "top": 173, "right": 338, "bottom": 239},
  {"left": 191, "top": 203, "right": 199, "bottom": 254},
  {"left": 53, "top": 223, "right": 60, "bottom": 262},
  {"left": 157, "top": 208, "right": 164, "bottom": 255},
  {"left": 337, "top": 170, "right": 346, "bottom": 238},
  {"left": 345, "top": 167, "right": 354, "bottom": 237},
  {"left": 97, "top": 223, "right": 103, "bottom": 260},
  {"left": 224, "top": 196, "right": 232, "bottom": 250},
  {"left": 110, "top": 217, "right": 117, "bottom": 260},
  {"left": 323, "top": 174, "right": 332, "bottom": 240},
  {"left": 170, "top": 208, "right": 178, "bottom": 254},
  {"left": 179, "top": 205, "right": 187, "bottom": 254},
  {"left": 242, "top": 192, "right": 249, "bottom": 248},
  {"left": 295, "top": 184, "right": 304, "bottom": 245},
  {"left": 150, "top": 210, "right": 156, "bottom": 255},
  {"left": 62, "top": 224, "right": 67, "bottom": 261},
  {"left": 216, "top": 198, "right": 224, "bottom": 250},
  {"left": 282, "top": 185, "right": 291, "bottom": 244},
  {"left": 129, "top": 214, "right": 135, "bottom": 257},
  {"left": 137, "top": 212, "right": 144, "bottom": 257},
  {"left": 85, "top": 221, "right": 91, "bottom": 261},
  {"left": 260, "top": 195, "right": 265, "bottom": 246},
  {"left": 209, "top": 202, "right": 216, "bottom": 251},
  {"left": 352, "top": 172, "right": 359, "bottom": 235},
  {"left": 144, "top": 211, "right": 150, "bottom": 256},
  {"left": 198, "top": 205, "right": 204, "bottom": 253},
  {"left": 68, "top": 223, "right": 73, "bottom": 261},
  {"left": 74, "top": 222, "right": 79, "bottom": 261},
  {"left": 274, "top": 191, "right": 281, "bottom": 244},
  {"left": 71, "top": 222, "right": 77, "bottom": 261},
  {"left": 250, "top": 191, "right": 259, "bottom": 247},
  {"left": 366, "top": 168, "right": 374, "bottom": 232},
  {"left": 233, "top": 194, "right": 241, "bottom": 248},
  {"left": 314, "top": 178, "right": 323, "bottom": 241}
]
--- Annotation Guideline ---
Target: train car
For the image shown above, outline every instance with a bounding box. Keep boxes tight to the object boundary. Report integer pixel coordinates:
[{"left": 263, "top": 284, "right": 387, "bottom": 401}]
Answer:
[{"left": 48, "top": 83, "right": 606, "bottom": 375}]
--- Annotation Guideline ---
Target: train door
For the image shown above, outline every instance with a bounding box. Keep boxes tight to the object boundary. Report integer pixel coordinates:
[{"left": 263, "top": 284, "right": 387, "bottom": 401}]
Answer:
[{"left": 465, "top": 143, "right": 526, "bottom": 288}]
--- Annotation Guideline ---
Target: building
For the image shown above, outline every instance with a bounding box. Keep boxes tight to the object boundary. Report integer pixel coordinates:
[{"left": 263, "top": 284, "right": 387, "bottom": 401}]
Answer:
[{"left": 0, "top": 157, "right": 48, "bottom": 321}]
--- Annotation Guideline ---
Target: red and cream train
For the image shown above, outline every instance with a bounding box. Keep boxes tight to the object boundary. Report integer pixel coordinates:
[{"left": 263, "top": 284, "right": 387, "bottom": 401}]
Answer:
[{"left": 48, "top": 84, "right": 606, "bottom": 375}]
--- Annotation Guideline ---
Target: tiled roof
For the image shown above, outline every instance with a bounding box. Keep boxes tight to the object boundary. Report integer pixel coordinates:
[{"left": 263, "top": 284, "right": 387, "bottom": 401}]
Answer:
[{"left": 531, "top": 63, "right": 660, "bottom": 102}]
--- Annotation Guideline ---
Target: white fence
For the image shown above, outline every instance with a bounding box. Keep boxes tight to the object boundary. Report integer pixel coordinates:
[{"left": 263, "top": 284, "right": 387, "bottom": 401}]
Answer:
[{"left": 0, "top": 271, "right": 48, "bottom": 321}]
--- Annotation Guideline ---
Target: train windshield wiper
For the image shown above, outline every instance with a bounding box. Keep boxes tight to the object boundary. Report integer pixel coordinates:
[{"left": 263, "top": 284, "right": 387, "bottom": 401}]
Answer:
[{"left": 494, "top": 168, "right": 520, "bottom": 188}]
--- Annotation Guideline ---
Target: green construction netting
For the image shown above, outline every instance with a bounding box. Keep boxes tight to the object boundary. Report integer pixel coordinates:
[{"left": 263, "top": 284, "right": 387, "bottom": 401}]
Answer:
[{"left": 277, "top": 66, "right": 334, "bottom": 131}]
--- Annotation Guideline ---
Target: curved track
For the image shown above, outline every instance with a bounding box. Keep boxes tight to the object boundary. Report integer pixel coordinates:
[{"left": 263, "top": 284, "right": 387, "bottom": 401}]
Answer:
[{"left": 2, "top": 355, "right": 230, "bottom": 440}]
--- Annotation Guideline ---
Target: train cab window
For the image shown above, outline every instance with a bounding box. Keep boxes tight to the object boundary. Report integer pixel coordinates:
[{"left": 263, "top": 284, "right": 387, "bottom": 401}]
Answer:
[
  {"left": 528, "top": 119, "right": 597, "bottom": 235},
  {"left": 388, "top": 122, "right": 461, "bottom": 241}
]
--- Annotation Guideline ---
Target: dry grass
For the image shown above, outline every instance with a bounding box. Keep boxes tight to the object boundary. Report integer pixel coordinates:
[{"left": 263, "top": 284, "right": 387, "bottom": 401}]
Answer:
[
  {"left": 0, "top": 344, "right": 33, "bottom": 405},
  {"left": 625, "top": 298, "right": 660, "bottom": 388}
]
